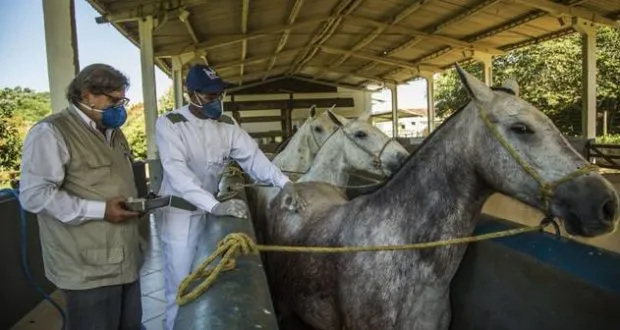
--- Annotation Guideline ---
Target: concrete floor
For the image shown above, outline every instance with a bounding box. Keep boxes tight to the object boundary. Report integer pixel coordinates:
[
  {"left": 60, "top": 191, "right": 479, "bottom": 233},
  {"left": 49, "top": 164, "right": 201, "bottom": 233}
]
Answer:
[{"left": 10, "top": 215, "right": 166, "bottom": 330}]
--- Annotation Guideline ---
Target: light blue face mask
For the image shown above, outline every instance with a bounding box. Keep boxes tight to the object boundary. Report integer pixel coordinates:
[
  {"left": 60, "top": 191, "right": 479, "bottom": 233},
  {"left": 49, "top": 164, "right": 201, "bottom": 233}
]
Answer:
[
  {"left": 191, "top": 92, "right": 223, "bottom": 120},
  {"left": 200, "top": 99, "right": 223, "bottom": 120}
]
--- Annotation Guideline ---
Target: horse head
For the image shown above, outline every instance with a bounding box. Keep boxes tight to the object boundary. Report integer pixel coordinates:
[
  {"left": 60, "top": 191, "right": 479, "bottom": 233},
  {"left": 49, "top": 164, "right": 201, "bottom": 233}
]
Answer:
[
  {"left": 317, "top": 108, "right": 409, "bottom": 179},
  {"left": 456, "top": 64, "right": 619, "bottom": 237}
]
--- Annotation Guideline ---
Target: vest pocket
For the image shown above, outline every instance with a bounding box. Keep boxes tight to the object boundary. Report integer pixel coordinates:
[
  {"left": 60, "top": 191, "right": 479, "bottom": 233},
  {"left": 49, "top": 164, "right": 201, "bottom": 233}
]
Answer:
[{"left": 81, "top": 248, "right": 125, "bottom": 281}]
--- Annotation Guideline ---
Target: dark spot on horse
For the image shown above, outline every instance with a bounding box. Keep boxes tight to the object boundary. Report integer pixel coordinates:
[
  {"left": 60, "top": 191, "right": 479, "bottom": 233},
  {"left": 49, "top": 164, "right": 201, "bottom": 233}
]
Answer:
[{"left": 314, "top": 126, "right": 324, "bottom": 133}]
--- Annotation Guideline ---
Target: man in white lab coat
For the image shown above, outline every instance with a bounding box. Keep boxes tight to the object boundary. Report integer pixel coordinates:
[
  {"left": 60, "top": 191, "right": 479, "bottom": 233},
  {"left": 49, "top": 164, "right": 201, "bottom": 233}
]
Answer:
[{"left": 155, "top": 64, "right": 302, "bottom": 329}]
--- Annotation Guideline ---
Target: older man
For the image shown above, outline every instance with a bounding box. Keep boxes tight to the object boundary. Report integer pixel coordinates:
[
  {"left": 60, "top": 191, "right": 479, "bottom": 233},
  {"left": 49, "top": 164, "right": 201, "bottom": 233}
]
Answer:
[
  {"left": 155, "top": 64, "right": 303, "bottom": 329},
  {"left": 19, "top": 64, "right": 143, "bottom": 330}
]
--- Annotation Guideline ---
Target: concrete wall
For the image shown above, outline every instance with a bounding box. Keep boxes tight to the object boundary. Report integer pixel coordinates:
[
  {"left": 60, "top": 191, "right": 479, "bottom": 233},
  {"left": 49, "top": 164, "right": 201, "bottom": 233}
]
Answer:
[
  {"left": 482, "top": 173, "right": 620, "bottom": 254},
  {"left": 450, "top": 216, "right": 620, "bottom": 330},
  {"left": 0, "top": 195, "right": 56, "bottom": 330}
]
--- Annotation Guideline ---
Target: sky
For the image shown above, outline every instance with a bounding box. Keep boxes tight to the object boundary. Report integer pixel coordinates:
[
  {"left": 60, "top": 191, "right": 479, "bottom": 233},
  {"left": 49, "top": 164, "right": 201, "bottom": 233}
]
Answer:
[
  {"left": 0, "top": 0, "right": 427, "bottom": 109},
  {"left": 0, "top": 0, "right": 172, "bottom": 104}
]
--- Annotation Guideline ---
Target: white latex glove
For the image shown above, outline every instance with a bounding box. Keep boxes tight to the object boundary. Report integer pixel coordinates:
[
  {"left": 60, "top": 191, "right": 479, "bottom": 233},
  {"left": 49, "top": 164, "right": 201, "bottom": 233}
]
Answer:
[
  {"left": 211, "top": 199, "right": 249, "bottom": 218},
  {"left": 281, "top": 181, "right": 307, "bottom": 212}
]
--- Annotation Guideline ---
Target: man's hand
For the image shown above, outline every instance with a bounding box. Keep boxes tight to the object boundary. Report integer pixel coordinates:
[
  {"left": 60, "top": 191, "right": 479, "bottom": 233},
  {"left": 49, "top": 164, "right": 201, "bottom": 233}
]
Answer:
[
  {"left": 104, "top": 196, "right": 140, "bottom": 223},
  {"left": 281, "top": 181, "right": 307, "bottom": 212},
  {"left": 211, "top": 199, "right": 249, "bottom": 218}
]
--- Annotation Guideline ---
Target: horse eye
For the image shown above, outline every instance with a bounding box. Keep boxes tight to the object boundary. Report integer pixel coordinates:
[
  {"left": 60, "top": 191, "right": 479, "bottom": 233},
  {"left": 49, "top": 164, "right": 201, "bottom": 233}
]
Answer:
[
  {"left": 354, "top": 131, "right": 367, "bottom": 139},
  {"left": 313, "top": 126, "right": 324, "bottom": 133},
  {"left": 510, "top": 123, "right": 534, "bottom": 135}
]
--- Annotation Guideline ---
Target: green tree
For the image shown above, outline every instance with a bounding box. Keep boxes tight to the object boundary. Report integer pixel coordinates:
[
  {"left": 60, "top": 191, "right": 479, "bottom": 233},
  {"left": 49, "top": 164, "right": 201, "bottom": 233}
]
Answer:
[
  {"left": 0, "top": 89, "right": 25, "bottom": 172},
  {"left": 434, "top": 26, "right": 620, "bottom": 137}
]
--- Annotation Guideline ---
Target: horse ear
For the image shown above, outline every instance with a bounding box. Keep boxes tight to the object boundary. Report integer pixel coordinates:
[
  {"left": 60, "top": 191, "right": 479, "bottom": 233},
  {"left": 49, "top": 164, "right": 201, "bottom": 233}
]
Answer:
[
  {"left": 309, "top": 104, "right": 317, "bottom": 118},
  {"left": 455, "top": 63, "right": 494, "bottom": 104},
  {"left": 502, "top": 76, "right": 520, "bottom": 97},
  {"left": 358, "top": 112, "right": 370, "bottom": 123},
  {"left": 327, "top": 108, "right": 346, "bottom": 127}
]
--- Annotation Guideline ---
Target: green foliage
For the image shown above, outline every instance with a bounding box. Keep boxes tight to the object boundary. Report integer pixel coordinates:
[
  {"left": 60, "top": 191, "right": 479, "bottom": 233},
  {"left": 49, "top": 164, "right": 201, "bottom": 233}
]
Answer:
[
  {"left": 158, "top": 86, "right": 176, "bottom": 114},
  {"left": 596, "top": 134, "right": 620, "bottom": 144},
  {"left": 0, "top": 89, "right": 24, "bottom": 172},
  {"left": 122, "top": 103, "right": 148, "bottom": 160},
  {"left": 122, "top": 86, "right": 177, "bottom": 160},
  {"left": 434, "top": 26, "right": 620, "bottom": 137}
]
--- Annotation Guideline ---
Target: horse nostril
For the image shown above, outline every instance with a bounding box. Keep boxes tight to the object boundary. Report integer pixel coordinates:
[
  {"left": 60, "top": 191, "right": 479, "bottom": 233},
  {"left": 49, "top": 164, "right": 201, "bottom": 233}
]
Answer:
[{"left": 600, "top": 199, "right": 617, "bottom": 225}]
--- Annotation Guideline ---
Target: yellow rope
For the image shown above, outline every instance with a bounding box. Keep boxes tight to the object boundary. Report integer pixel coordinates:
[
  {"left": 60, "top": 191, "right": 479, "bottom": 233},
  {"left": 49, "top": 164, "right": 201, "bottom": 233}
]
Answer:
[{"left": 176, "top": 223, "right": 548, "bottom": 306}]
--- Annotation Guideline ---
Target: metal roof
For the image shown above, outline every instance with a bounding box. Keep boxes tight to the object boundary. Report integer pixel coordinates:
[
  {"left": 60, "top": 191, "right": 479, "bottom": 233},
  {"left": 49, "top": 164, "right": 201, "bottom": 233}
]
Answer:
[{"left": 86, "top": 0, "right": 620, "bottom": 89}]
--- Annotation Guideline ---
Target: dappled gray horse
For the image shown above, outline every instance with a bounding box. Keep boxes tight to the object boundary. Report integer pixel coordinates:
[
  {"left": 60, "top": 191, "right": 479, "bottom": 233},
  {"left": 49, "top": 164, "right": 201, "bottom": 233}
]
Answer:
[{"left": 265, "top": 65, "right": 620, "bottom": 330}]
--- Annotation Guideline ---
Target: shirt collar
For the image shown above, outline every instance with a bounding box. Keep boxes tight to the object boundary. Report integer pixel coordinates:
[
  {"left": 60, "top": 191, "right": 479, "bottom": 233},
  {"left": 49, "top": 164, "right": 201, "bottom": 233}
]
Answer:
[{"left": 70, "top": 103, "right": 99, "bottom": 130}]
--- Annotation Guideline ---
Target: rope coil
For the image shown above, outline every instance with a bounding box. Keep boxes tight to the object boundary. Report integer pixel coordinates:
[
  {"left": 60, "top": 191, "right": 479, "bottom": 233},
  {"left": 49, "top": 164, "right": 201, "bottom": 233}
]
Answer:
[{"left": 176, "top": 220, "right": 553, "bottom": 306}]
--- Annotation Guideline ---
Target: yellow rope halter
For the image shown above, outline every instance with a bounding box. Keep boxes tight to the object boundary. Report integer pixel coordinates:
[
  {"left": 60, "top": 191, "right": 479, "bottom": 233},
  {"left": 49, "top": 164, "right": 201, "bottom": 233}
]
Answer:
[{"left": 476, "top": 105, "right": 599, "bottom": 212}]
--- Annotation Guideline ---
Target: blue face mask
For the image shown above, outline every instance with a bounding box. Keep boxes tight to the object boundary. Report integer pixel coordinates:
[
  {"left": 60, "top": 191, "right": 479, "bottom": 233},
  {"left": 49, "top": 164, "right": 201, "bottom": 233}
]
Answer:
[
  {"left": 200, "top": 99, "right": 223, "bottom": 120},
  {"left": 100, "top": 105, "right": 128, "bottom": 128},
  {"left": 79, "top": 102, "right": 128, "bottom": 129}
]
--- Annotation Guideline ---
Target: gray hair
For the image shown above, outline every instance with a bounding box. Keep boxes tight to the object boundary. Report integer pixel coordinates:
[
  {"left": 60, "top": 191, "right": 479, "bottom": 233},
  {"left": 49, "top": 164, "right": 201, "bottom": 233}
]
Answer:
[{"left": 66, "top": 63, "right": 129, "bottom": 104}]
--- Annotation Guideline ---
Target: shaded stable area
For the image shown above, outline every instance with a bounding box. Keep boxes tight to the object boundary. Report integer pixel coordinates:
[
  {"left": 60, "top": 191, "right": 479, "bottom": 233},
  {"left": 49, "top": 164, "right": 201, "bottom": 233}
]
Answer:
[{"left": 3, "top": 159, "right": 620, "bottom": 329}]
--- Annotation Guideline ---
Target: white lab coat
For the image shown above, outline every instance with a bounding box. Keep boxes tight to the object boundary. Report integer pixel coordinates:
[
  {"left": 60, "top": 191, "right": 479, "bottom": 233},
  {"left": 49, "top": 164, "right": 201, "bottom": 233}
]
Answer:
[{"left": 154, "top": 106, "right": 290, "bottom": 329}]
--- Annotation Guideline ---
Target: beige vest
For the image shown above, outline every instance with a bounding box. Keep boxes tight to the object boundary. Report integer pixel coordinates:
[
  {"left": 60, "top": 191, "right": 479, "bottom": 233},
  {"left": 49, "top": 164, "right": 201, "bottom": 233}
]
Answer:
[{"left": 36, "top": 107, "right": 141, "bottom": 290}]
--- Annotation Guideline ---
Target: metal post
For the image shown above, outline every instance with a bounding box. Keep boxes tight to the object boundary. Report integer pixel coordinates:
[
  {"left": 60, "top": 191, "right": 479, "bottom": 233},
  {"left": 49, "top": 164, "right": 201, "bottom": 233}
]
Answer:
[
  {"left": 573, "top": 17, "right": 597, "bottom": 139},
  {"left": 139, "top": 15, "right": 162, "bottom": 193},
  {"left": 172, "top": 56, "right": 184, "bottom": 109},
  {"left": 390, "top": 84, "right": 399, "bottom": 138},
  {"left": 42, "top": 0, "right": 79, "bottom": 113},
  {"left": 422, "top": 74, "right": 436, "bottom": 135},
  {"left": 474, "top": 52, "right": 493, "bottom": 86}
]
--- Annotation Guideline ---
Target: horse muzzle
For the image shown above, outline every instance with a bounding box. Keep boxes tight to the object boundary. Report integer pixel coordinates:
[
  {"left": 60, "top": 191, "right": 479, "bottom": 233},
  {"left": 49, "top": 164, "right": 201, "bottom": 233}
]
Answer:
[{"left": 551, "top": 174, "right": 619, "bottom": 237}]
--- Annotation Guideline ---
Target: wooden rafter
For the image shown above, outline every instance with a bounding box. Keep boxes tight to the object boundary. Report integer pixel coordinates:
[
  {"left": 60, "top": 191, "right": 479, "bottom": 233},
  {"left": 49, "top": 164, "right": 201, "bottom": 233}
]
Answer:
[
  {"left": 214, "top": 47, "right": 303, "bottom": 71},
  {"left": 315, "top": 0, "right": 437, "bottom": 79},
  {"left": 353, "top": 0, "right": 502, "bottom": 78},
  {"left": 320, "top": 46, "right": 442, "bottom": 73},
  {"left": 382, "top": 0, "right": 593, "bottom": 79},
  {"left": 263, "top": 0, "right": 305, "bottom": 81},
  {"left": 154, "top": 15, "right": 333, "bottom": 57},
  {"left": 289, "top": 0, "right": 364, "bottom": 75},
  {"left": 512, "top": 0, "right": 619, "bottom": 27},
  {"left": 305, "top": 66, "right": 393, "bottom": 84}
]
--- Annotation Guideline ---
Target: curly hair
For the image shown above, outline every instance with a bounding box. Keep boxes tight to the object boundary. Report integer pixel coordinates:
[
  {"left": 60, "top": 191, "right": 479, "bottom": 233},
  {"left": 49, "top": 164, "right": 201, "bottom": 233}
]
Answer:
[{"left": 66, "top": 63, "right": 129, "bottom": 104}]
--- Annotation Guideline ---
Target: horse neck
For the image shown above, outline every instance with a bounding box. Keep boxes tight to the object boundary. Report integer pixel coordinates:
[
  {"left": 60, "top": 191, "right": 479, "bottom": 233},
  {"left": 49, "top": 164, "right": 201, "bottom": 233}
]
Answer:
[
  {"left": 368, "top": 106, "right": 493, "bottom": 241},
  {"left": 300, "top": 130, "right": 351, "bottom": 185},
  {"left": 272, "top": 127, "right": 316, "bottom": 172}
]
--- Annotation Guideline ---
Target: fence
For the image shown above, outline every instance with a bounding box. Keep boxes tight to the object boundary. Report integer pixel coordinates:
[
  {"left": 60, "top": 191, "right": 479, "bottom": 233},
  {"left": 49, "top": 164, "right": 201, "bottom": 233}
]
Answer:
[{"left": 587, "top": 142, "right": 620, "bottom": 170}]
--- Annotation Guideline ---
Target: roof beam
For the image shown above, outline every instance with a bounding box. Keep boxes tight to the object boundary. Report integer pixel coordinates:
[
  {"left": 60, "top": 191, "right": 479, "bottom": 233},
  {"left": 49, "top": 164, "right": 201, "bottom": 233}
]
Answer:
[
  {"left": 305, "top": 66, "right": 395, "bottom": 84},
  {"left": 289, "top": 0, "right": 364, "bottom": 74},
  {"left": 316, "top": 0, "right": 437, "bottom": 79},
  {"left": 214, "top": 48, "right": 303, "bottom": 71},
  {"left": 239, "top": 0, "right": 250, "bottom": 85},
  {"left": 350, "top": 0, "right": 502, "bottom": 78},
  {"left": 320, "top": 46, "right": 442, "bottom": 73},
  {"left": 263, "top": 0, "right": 305, "bottom": 81},
  {"left": 223, "top": 66, "right": 293, "bottom": 85},
  {"left": 380, "top": 0, "right": 588, "bottom": 80},
  {"left": 346, "top": 15, "right": 504, "bottom": 55},
  {"left": 511, "top": 0, "right": 620, "bottom": 27},
  {"left": 155, "top": 15, "right": 333, "bottom": 57}
]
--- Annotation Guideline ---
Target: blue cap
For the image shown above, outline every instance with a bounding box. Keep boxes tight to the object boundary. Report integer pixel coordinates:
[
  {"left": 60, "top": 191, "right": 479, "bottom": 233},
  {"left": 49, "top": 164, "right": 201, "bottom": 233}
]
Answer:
[{"left": 185, "top": 64, "right": 226, "bottom": 93}]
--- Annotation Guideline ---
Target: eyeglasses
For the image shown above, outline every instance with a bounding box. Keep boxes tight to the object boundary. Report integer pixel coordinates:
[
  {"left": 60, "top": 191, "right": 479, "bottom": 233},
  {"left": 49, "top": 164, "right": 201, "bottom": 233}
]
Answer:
[{"left": 103, "top": 93, "right": 130, "bottom": 106}]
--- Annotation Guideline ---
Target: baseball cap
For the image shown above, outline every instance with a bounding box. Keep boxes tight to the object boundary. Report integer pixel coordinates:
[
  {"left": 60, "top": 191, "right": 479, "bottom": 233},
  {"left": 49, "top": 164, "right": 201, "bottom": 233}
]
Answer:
[{"left": 185, "top": 64, "right": 226, "bottom": 93}]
